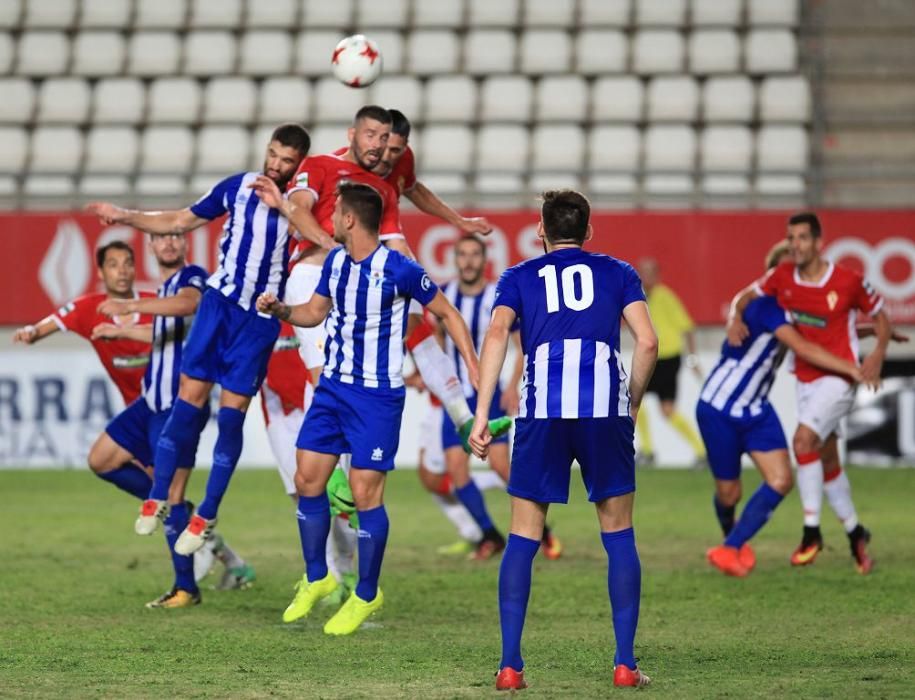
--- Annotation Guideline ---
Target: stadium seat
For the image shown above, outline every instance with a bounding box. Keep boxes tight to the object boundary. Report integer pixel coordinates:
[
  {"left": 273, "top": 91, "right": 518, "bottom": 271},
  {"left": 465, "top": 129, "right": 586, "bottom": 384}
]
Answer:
[
  {"left": 529, "top": 172, "right": 582, "bottom": 193},
  {"left": 523, "top": 0, "right": 575, "bottom": 27},
  {"left": 189, "top": 0, "right": 242, "bottom": 28},
  {"left": 36, "top": 78, "right": 91, "bottom": 124},
  {"left": 632, "top": 30, "right": 684, "bottom": 74},
  {"left": 479, "top": 76, "right": 533, "bottom": 122},
  {"left": 203, "top": 77, "right": 257, "bottom": 124},
  {"left": 701, "top": 174, "right": 750, "bottom": 196},
  {"left": 301, "top": 0, "right": 353, "bottom": 27},
  {"left": 634, "top": 0, "right": 687, "bottom": 27},
  {"left": 536, "top": 75, "right": 589, "bottom": 122},
  {"left": 23, "top": 0, "right": 76, "bottom": 28},
  {"left": 295, "top": 31, "right": 344, "bottom": 77},
  {"left": 245, "top": 0, "right": 298, "bottom": 27},
  {"left": 646, "top": 76, "right": 699, "bottom": 122},
  {"left": 591, "top": 76, "right": 643, "bottom": 122},
  {"left": 249, "top": 124, "right": 275, "bottom": 169},
  {"left": 587, "top": 173, "right": 638, "bottom": 197},
  {"left": 759, "top": 75, "right": 811, "bottom": 122},
  {"left": 700, "top": 125, "right": 753, "bottom": 172},
  {"left": 407, "top": 30, "right": 460, "bottom": 75},
  {"left": 467, "top": 0, "right": 519, "bottom": 27},
  {"left": 93, "top": 78, "right": 146, "bottom": 125},
  {"left": 420, "top": 125, "right": 474, "bottom": 171},
  {"left": 0, "top": 33, "right": 12, "bottom": 74},
  {"left": 575, "top": 30, "right": 628, "bottom": 75},
  {"left": 134, "top": 0, "right": 187, "bottom": 29},
  {"left": 476, "top": 125, "right": 529, "bottom": 173},
  {"left": 258, "top": 77, "right": 311, "bottom": 123},
  {"left": 147, "top": 78, "right": 201, "bottom": 124},
  {"left": 755, "top": 175, "right": 805, "bottom": 196},
  {"left": 307, "top": 123, "right": 349, "bottom": 156},
  {"left": 519, "top": 30, "right": 572, "bottom": 74},
  {"left": 15, "top": 32, "right": 70, "bottom": 76},
  {"left": 140, "top": 127, "right": 195, "bottom": 174},
  {"left": 0, "top": 127, "right": 28, "bottom": 173},
  {"left": 30, "top": 126, "right": 83, "bottom": 173},
  {"left": 0, "top": 1, "right": 21, "bottom": 29},
  {"left": 314, "top": 78, "right": 366, "bottom": 123},
  {"left": 424, "top": 75, "right": 477, "bottom": 123},
  {"left": 643, "top": 174, "right": 694, "bottom": 196},
  {"left": 588, "top": 125, "right": 640, "bottom": 172},
  {"left": 238, "top": 31, "right": 293, "bottom": 76},
  {"left": 531, "top": 125, "right": 585, "bottom": 172},
  {"left": 412, "top": 0, "right": 464, "bottom": 28},
  {"left": 690, "top": 0, "right": 741, "bottom": 27},
  {"left": 355, "top": 0, "right": 408, "bottom": 27},
  {"left": 85, "top": 126, "right": 138, "bottom": 174},
  {"left": 369, "top": 75, "right": 423, "bottom": 122},
  {"left": 702, "top": 76, "right": 754, "bottom": 122},
  {"left": 0, "top": 78, "right": 35, "bottom": 124},
  {"left": 463, "top": 30, "right": 516, "bottom": 75},
  {"left": 72, "top": 31, "right": 125, "bottom": 76},
  {"left": 473, "top": 173, "right": 525, "bottom": 201},
  {"left": 688, "top": 30, "right": 740, "bottom": 74},
  {"left": 745, "top": 30, "right": 797, "bottom": 74},
  {"left": 78, "top": 175, "right": 131, "bottom": 196},
  {"left": 365, "top": 31, "right": 404, "bottom": 74},
  {"left": 582, "top": 0, "right": 632, "bottom": 27},
  {"left": 748, "top": 0, "right": 798, "bottom": 27},
  {"left": 135, "top": 174, "right": 187, "bottom": 196},
  {"left": 756, "top": 125, "right": 808, "bottom": 172},
  {"left": 23, "top": 175, "right": 76, "bottom": 198},
  {"left": 418, "top": 172, "right": 466, "bottom": 198},
  {"left": 79, "top": 0, "right": 132, "bottom": 28},
  {"left": 184, "top": 31, "right": 237, "bottom": 76},
  {"left": 644, "top": 125, "right": 696, "bottom": 172},
  {"left": 128, "top": 32, "right": 182, "bottom": 76},
  {"left": 195, "top": 125, "right": 250, "bottom": 173}
]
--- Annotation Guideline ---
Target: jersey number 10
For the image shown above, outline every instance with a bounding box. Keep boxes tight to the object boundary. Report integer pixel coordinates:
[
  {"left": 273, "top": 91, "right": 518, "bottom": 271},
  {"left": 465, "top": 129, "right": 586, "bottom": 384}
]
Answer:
[{"left": 538, "top": 264, "right": 594, "bottom": 313}]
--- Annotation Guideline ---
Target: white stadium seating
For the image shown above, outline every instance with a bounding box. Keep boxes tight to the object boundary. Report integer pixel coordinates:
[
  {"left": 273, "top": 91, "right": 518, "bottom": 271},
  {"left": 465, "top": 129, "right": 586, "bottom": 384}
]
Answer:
[
  {"left": 295, "top": 31, "right": 344, "bottom": 77},
  {"left": 479, "top": 76, "right": 532, "bottom": 122},
  {"left": 467, "top": 0, "right": 519, "bottom": 27},
  {"left": 759, "top": 75, "right": 811, "bottom": 122},
  {"left": 85, "top": 126, "right": 138, "bottom": 174},
  {"left": 476, "top": 125, "right": 529, "bottom": 173},
  {"left": 15, "top": 32, "right": 69, "bottom": 76},
  {"left": 24, "top": 0, "right": 77, "bottom": 29},
  {"left": 356, "top": 0, "right": 409, "bottom": 28},
  {"left": 80, "top": 0, "right": 132, "bottom": 29},
  {"left": 646, "top": 75, "right": 699, "bottom": 122},
  {"left": 531, "top": 124, "right": 585, "bottom": 172},
  {"left": 703, "top": 76, "right": 755, "bottom": 122},
  {"left": 238, "top": 31, "right": 294, "bottom": 76},
  {"left": 37, "top": 78, "right": 91, "bottom": 124},
  {"left": 536, "top": 75, "right": 588, "bottom": 122},
  {"left": 745, "top": 30, "right": 798, "bottom": 74},
  {"left": 369, "top": 74, "right": 423, "bottom": 121},
  {"left": 30, "top": 126, "right": 83, "bottom": 173},
  {"left": 72, "top": 31, "right": 125, "bottom": 76},
  {"left": 147, "top": 78, "right": 201, "bottom": 124},
  {"left": 408, "top": 30, "right": 460, "bottom": 75},
  {"left": 464, "top": 30, "right": 516, "bottom": 75},
  {"left": 413, "top": 0, "right": 464, "bottom": 28},
  {"left": 592, "top": 76, "right": 644, "bottom": 122},
  {"left": 140, "top": 127, "right": 195, "bottom": 174},
  {"left": 189, "top": 0, "right": 243, "bottom": 29},
  {"left": 0, "top": 78, "right": 35, "bottom": 123},
  {"left": 128, "top": 32, "right": 181, "bottom": 76},
  {"left": 93, "top": 79, "right": 146, "bottom": 125},
  {"left": 690, "top": 0, "right": 742, "bottom": 27},
  {"left": 203, "top": 77, "right": 257, "bottom": 124},
  {"left": 519, "top": 30, "right": 572, "bottom": 74},
  {"left": 632, "top": 30, "right": 684, "bottom": 74},
  {"left": 183, "top": 31, "right": 237, "bottom": 76},
  {"left": 523, "top": 0, "right": 576, "bottom": 28},
  {"left": 635, "top": 0, "right": 687, "bottom": 28},
  {"left": 579, "top": 0, "right": 631, "bottom": 26},
  {"left": 421, "top": 125, "right": 475, "bottom": 172},
  {"left": 245, "top": 0, "right": 298, "bottom": 28},
  {"left": 424, "top": 75, "right": 477, "bottom": 123},
  {"left": 575, "top": 30, "right": 628, "bottom": 75},
  {"left": 688, "top": 30, "right": 740, "bottom": 74},
  {"left": 0, "top": 126, "right": 28, "bottom": 172},
  {"left": 258, "top": 77, "right": 312, "bottom": 123},
  {"left": 134, "top": 0, "right": 187, "bottom": 30},
  {"left": 748, "top": 0, "right": 799, "bottom": 27}
]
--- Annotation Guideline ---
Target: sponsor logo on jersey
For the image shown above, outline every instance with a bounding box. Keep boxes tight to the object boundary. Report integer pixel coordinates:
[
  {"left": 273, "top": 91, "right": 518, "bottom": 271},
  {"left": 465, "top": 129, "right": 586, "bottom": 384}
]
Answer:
[
  {"left": 791, "top": 310, "right": 827, "bottom": 328},
  {"left": 295, "top": 172, "right": 309, "bottom": 187},
  {"left": 112, "top": 355, "right": 151, "bottom": 369},
  {"left": 274, "top": 335, "right": 300, "bottom": 352}
]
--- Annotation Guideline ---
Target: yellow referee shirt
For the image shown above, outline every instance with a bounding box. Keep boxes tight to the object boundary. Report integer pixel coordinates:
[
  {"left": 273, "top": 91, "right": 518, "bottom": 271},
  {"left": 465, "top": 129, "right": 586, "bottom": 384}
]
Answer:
[{"left": 646, "top": 284, "right": 694, "bottom": 360}]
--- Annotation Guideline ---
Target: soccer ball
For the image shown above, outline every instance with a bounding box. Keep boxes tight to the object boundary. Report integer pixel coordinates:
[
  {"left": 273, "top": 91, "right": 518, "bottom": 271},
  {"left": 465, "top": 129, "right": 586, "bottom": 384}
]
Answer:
[{"left": 331, "top": 34, "right": 383, "bottom": 88}]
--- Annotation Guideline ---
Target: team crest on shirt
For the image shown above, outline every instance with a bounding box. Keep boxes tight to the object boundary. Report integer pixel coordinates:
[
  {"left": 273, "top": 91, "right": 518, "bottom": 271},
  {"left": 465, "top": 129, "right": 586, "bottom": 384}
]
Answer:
[
  {"left": 826, "top": 291, "right": 838, "bottom": 311},
  {"left": 370, "top": 270, "right": 384, "bottom": 287}
]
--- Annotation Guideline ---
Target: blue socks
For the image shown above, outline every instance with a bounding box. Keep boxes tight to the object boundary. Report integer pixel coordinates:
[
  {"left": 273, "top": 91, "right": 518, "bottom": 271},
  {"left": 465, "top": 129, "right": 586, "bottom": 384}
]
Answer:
[
  {"left": 601, "top": 528, "right": 641, "bottom": 670},
  {"left": 197, "top": 407, "right": 246, "bottom": 520},
  {"left": 150, "top": 399, "right": 206, "bottom": 501},
  {"left": 725, "top": 483, "right": 784, "bottom": 549},
  {"left": 498, "top": 533, "right": 540, "bottom": 671},
  {"left": 455, "top": 481, "right": 495, "bottom": 533},
  {"left": 164, "top": 502, "right": 197, "bottom": 593},
  {"left": 296, "top": 494, "right": 331, "bottom": 583},
  {"left": 714, "top": 495, "right": 736, "bottom": 536},
  {"left": 96, "top": 462, "right": 152, "bottom": 500},
  {"left": 355, "top": 505, "right": 389, "bottom": 602}
]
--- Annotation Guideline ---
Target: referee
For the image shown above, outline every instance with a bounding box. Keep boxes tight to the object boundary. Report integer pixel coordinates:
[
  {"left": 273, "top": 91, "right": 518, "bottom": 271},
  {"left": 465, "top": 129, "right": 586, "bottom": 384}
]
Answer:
[{"left": 636, "top": 258, "right": 706, "bottom": 466}]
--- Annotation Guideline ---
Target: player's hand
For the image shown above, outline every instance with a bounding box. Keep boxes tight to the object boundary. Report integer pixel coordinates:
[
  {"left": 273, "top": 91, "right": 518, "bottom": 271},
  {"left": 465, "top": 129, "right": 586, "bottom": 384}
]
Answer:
[
  {"left": 256, "top": 292, "right": 284, "bottom": 317},
  {"left": 85, "top": 201, "right": 126, "bottom": 225},
  {"left": 725, "top": 316, "right": 749, "bottom": 346},
  {"left": 499, "top": 385, "right": 520, "bottom": 416},
  {"left": 849, "top": 367, "right": 866, "bottom": 385},
  {"left": 468, "top": 415, "right": 492, "bottom": 459},
  {"left": 859, "top": 351, "right": 884, "bottom": 391},
  {"left": 97, "top": 298, "right": 132, "bottom": 317},
  {"left": 403, "top": 371, "right": 426, "bottom": 393},
  {"left": 12, "top": 325, "right": 38, "bottom": 344},
  {"left": 458, "top": 217, "right": 493, "bottom": 236},
  {"left": 249, "top": 175, "right": 284, "bottom": 210},
  {"left": 891, "top": 329, "right": 910, "bottom": 343},
  {"left": 91, "top": 322, "right": 122, "bottom": 340}
]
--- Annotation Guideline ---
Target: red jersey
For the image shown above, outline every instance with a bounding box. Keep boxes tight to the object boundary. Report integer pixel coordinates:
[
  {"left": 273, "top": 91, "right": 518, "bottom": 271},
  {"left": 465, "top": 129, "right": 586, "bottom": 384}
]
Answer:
[
  {"left": 287, "top": 152, "right": 403, "bottom": 263},
  {"left": 755, "top": 261, "right": 884, "bottom": 383},
  {"left": 52, "top": 291, "right": 155, "bottom": 403},
  {"left": 262, "top": 322, "right": 310, "bottom": 416},
  {"left": 332, "top": 145, "right": 417, "bottom": 199}
]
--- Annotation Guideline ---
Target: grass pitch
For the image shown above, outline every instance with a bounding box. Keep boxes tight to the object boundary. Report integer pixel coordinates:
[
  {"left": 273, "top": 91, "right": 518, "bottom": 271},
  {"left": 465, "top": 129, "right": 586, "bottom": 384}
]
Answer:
[{"left": 1, "top": 467, "right": 913, "bottom": 698}]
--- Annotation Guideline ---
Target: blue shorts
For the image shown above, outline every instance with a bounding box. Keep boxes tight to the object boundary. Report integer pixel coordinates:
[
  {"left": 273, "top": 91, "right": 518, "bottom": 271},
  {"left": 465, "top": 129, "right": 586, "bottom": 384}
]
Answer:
[
  {"left": 106, "top": 398, "right": 210, "bottom": 468},
  {"left": 509, "top": 416, "right": 635, "bottom": 504},
  {"left": 296, "top": 376, "right": 405, "bottom": 471},
  {"left": 696, "top": 401, "right": 788, "bottom": 481},
  {"left": 441, "top": 387, "right": 509, "bottom": 450},
  {"left": 181, "top": 289, "right": 280, "bottom": 397}
]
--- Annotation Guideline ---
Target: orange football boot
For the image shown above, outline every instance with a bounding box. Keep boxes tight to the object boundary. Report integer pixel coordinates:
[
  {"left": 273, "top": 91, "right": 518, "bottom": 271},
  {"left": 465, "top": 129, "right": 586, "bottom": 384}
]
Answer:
[
  {"left": 495, "top": 667, "right": 527, "bottom": 691},
  {"left": 707, "top": 545, "right": 749, "bottom": 577}
]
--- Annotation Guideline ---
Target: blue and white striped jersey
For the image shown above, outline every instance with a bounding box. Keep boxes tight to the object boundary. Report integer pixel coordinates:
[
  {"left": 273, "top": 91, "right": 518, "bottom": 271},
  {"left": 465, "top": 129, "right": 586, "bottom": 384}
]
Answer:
[
  {"left": 190, "top": 172, "right": 291, "bottom": 313},
  {"left": 699, "top": 296, "right": 791, "bottom": 419},
  {"left": 495, "top": 248, "right": 645, "bottom": 419},
  {"left": 442, "top": 280, "right": 498, "bottom": 398},
  {"left": 143, "top": 264, "right": 208, "bottom": 413},
  {"left": 316, "top": 245, "right": 439, "bottom": 391}
]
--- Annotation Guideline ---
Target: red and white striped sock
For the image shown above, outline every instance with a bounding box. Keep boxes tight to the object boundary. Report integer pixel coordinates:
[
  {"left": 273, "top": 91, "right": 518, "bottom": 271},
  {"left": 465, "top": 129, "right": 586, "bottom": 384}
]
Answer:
[
  {"left": 823, "top": 466, "right": 859, "bottom": 533},
  {"left": 795, "top": 452, "right": 824, "bottom": 527}
]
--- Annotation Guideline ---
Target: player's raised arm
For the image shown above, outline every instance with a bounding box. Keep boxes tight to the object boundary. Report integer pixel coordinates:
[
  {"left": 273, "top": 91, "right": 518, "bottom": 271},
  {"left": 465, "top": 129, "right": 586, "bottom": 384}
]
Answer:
[
  {"left": 12, "top": 316, "right": 59, "bottom": 344},
  {"left": 623, "top": 300, "right": 659, "bottom": 421},
  {"left": 256, "top": 177, "right": 334, "bottom": 252},
  {"left": 466, "top": 305, "right": 516, "bottom": 458},
  {"left": 256, "top": 292, "right": 332, "bottom": 328},
  {"left": 726, "top": 283, "right": 763, "bottom": 346},
  {"left": 98, "top": 287, "right": 202, "bottom": 319},
  {"left": 85, "top": 202, "right": 207, "bottom": 236},
  {"left": 90, "top": 322, "right": 154, "bottom": 344},
  {"left": 773, "top": 325, "right": 866, "bottom": 386},
  {"left": 425, "top": 290, "right": 479, "bottom": 389},
  {"left": 405, "top": 181, "right": 493, "bottom": 236}
]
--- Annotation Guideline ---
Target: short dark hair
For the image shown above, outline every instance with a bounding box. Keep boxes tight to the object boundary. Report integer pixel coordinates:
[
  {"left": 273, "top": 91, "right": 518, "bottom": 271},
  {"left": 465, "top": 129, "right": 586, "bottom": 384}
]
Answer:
[
  {"left": 96, "top": 240, "right": 134, "bottom": 269},
  {"left": 455, "top": 235, "right": 486, "bottom": 257},
  {"left": 337, "top": 180, "right": 383, "bottom": 233},
  {"left": 270, "top": 123, "right": 310, "bottom": 156},
  {"left": 388, "top": 109, "right": 411, "bottom": 139},
  {"left": 540, "top": 189, "right": 591, "bottom": 245},
  {"left": 788, "top": 211, "right": 821, "bottom": 238},
  {"left": 765, "top": 240, "right": 791, "bottom": 270},
  {"left": 353, "top": 105, "right": 392, "bottom": 126}
]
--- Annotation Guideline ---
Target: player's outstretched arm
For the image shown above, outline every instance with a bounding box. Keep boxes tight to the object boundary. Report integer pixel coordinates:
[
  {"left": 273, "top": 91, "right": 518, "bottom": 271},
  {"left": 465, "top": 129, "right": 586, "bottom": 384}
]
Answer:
[
  {"left": 859, "top": 309, "right": 892, "bottom": 390},
  {"left": 774, "top": 326, "right": 866, "bottom": 386},
  {"left": 405, "top": 181, "right": 493, "bottom": 235},
  {"left": 499, "top": 330, "right": 524, "bottom": 416},
  {"left": 256, "top": 292, "right": 332, "bottom": 328},
  {"left": 266, "top": 185, "right": 334, "bottom": 251},
  {"left": 91, "top": 322, "right": 153, "bottom": 343},
  {"left": 725, "top": 284, "right": 762, "bottom": 346},
  {"left": 858, "top": 323, "right": 909, "bottom": 343},
  {"left": 425, "top": 290, "right": 479, "bottom": 389},
  {"left": 85, "top": 202, "right": 207, "bottom": 235},
  {"left": 98, "top": 288, "right": 202, "bottom": 319},
  {"left": 467, "top": 305, "right": 516, "bottom": 459},
  {"left": 623, "top": 300, "right": 659, "bottom": 421},
  {"left": 12, "top": 316, "right": 59, "bottom": 345}
]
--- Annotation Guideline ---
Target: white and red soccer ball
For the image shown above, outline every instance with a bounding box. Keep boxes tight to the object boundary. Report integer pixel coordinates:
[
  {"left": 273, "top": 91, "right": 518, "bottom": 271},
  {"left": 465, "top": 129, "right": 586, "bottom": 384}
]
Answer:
[{"left": 331, "top": 34, "right": 383, "bottom": 88}]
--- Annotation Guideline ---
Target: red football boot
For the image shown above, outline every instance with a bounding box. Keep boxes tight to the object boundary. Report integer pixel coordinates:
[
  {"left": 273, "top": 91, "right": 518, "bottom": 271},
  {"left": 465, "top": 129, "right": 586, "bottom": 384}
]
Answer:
[
  {"left": 495, "top": 667, "right": 527, "bottom": 691},
  {"left": 738, "top": 542, "right": 756, "bottom": 572},
  {"left": 613, "top": 664, "right": 651, "bottom": 688},
  {"left": 707, "top": 545, "right": 749, "bottom": 577}
]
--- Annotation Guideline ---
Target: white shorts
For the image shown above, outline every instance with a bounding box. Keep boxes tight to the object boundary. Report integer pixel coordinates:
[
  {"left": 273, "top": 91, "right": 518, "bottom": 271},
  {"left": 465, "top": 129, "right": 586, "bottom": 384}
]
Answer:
[
  {"left": 263, "top": 386, "right": 306, "bottom": 496},
  {"left": 796, "top": 375, "right": 855, "bottom": 442},
  {"left": 419, "top": 405, "right": 445, "bottom": 475},
  {"left": 285, "top": 262, "right": 326, "bottom": 370}
]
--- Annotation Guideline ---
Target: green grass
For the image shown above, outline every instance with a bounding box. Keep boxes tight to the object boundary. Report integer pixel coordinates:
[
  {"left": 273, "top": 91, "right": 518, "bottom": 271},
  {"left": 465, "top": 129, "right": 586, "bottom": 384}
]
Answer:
[{"left": 1, "top": 467, "right": 914, "bottom": 699}]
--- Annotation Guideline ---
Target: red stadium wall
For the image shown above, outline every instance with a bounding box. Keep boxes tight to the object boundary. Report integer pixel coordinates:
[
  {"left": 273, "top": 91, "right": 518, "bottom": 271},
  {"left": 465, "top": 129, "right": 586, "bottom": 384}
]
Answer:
[{"left": 1, "top": 210, "right": 913, "bottom": 325}]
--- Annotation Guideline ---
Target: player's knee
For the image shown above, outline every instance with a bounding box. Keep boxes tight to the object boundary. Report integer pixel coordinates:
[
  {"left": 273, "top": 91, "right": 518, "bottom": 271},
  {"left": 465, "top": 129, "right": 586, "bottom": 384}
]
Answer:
[
  {"left": 417, "top": 465, "right": 442, "bottom": 493},
  {"left": 350, "top": 476, "right": 384, "bottom": 510},
  {"left": 768, "top": 469, "right": 794, "bottom": 496},
  {"left": 716, "top": 480, "right": 741, "bottom": 507},
  {"left": 293, "top": 469, "right": 323, "bottom": 497},
  {"left": 659, "top": 401, "right": 675, "bottom": 418},
  {"left": 87, "top": 441, "right": 114, "bottom": 474}
]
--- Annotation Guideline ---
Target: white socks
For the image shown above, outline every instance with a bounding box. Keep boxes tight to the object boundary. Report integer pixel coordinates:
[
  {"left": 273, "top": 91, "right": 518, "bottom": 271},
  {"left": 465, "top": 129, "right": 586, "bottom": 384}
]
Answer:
[
  {"left": 824, "top": 468, "right": 859, "bottom": 533},
  {"left": 433, "top": 493, "right": 482, "bottom": 542},
  {"left": 795, "top": 453, "right": 824, "bottom": 527},
  {"left": 471, "top": 469, "right": 506, "bottom": 492},
  {"left": 410, "top": 334, "right": 473, "bottom": 428}
]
